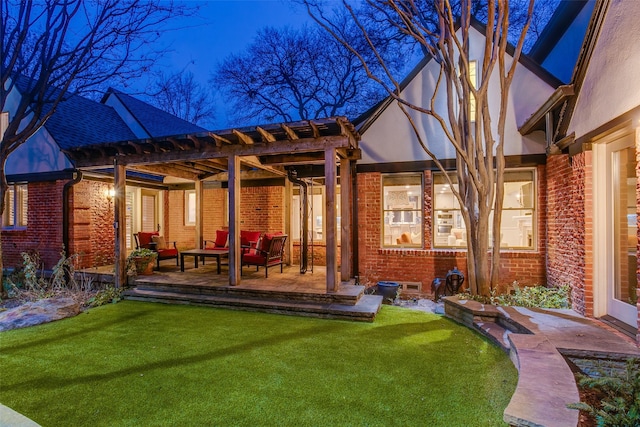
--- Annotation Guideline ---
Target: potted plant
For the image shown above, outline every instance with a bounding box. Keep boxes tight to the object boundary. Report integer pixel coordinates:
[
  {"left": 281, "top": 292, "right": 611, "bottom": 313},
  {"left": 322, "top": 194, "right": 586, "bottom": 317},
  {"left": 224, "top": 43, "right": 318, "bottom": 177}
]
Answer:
[{"left": 126, "top": 248, "right": 157, "bottom": 276}]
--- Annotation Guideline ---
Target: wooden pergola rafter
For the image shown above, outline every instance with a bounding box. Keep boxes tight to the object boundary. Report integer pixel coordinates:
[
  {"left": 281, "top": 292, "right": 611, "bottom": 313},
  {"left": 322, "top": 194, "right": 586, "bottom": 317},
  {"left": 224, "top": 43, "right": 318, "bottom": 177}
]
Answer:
[{"left": 63, "top": 117, "right": 360, "bottom": 292}]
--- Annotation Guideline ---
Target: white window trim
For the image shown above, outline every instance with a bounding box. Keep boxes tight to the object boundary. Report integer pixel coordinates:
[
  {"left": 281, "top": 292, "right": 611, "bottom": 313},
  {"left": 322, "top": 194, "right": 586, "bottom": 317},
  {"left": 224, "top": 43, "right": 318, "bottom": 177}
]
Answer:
[
  {"left": 3, "top": 183, "right": 28, "bottom": 230},
  {"left": 432, "top": 168, "right": 537, "bottom": 251}
]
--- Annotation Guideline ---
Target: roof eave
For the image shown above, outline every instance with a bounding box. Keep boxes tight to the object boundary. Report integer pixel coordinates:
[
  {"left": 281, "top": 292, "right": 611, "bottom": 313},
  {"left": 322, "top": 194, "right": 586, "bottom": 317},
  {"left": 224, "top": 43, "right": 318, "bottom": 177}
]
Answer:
[{"left": 518, "top": 84, "right": 575, "bottom": 135}]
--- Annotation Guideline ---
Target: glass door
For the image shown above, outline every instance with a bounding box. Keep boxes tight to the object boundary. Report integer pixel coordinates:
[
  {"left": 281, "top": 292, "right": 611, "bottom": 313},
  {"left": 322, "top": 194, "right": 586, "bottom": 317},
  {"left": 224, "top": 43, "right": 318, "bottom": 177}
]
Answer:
[
  {"left": 597, "top": 131, "right": 638, "bottom": 326},
  {"left": 609, "top": 140, "right": 637, "bottom": 324}
]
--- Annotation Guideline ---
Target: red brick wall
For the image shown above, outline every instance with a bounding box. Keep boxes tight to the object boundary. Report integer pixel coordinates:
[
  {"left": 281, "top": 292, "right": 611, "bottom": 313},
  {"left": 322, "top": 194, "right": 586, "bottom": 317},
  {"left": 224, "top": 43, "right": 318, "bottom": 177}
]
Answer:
[
  {"left": 356, "top": 170, "right": 546, "bottom": 295},
  {"left": 636, "top": 134, "right": 640, "bottom": 343},
  {"left": 2, "top": 181, "right": 65, "bottom": 269},
  {"left": 546, "top": 153, "right": 590, "bottom": 315},
  {"left": 240, "top": 186, "right": 284, "bottom": 233},
  {"left": 69, "top": 180, "right": 115, "bottom": 268},
  {"left": 168, "top": 186, "right": 285, "bottom": 250}
]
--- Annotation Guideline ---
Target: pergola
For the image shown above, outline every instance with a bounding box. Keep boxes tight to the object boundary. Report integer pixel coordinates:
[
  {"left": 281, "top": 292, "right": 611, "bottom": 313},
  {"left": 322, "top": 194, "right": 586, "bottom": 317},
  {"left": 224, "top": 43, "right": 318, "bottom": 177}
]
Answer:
[{"left": 63, "top": 117, "right": 361, "bottom": 293}]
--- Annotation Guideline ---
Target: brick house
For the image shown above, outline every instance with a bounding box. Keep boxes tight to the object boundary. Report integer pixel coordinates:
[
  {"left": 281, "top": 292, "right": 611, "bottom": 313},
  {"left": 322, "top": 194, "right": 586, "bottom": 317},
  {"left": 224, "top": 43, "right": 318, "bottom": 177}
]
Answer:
[
  {"left": 3, "top": 86, "right": 206, "bottom": 269},
  {"left": 3, "top": 0, "right": 638, "bottom": 339},
  {"left": 520, "top": 0, "right": 640, "bottom": 337},
  {"left": 353, "top": 0, "right": 639, "bottom": 339}
]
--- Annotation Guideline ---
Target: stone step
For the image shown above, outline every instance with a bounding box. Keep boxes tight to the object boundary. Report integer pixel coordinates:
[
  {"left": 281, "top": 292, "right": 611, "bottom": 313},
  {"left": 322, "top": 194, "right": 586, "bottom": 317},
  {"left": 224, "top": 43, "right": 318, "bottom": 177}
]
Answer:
[
  {"left": 473, "top": 316, "right": 512, "bottom": 352},
  {"left": 132, "top": 281, "right": 364, "bottom": 305},
  {"left": 123, "top": 289, "right": 384, "bottom": 322},
  {"left": 504, "top": 334, "right": 580, "bottom": 427}
]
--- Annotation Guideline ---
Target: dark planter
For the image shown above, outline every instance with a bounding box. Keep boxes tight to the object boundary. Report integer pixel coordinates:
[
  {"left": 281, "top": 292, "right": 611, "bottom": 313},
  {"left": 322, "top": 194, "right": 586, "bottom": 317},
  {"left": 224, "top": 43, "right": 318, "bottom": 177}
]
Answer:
[{"left": 377, "top": 281, "right": 400, "bottom": 303}]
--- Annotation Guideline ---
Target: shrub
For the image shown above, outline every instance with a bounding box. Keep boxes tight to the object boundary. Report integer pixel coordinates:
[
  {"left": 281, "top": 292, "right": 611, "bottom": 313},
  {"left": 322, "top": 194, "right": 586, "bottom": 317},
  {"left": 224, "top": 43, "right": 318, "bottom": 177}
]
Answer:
[
  {"left": 3, "top": 248, "right": 117, "bottom": 308},
  {"left": 87, "top": 287, "right": 123, "bottom": 307},
  {"left": 457, "top": 283, "right": 569, "bottom": 309},
  {"left": 494, "top": 283, "right": 570, "bottom": 308},
  {"left": 568, "top": 358, "right": 640, "bottom": 426}
]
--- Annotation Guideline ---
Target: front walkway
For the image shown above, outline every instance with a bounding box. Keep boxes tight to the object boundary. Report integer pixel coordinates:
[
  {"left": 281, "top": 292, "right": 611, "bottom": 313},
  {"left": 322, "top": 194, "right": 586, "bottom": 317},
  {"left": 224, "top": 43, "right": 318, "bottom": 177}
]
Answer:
[{"left": 444, "top": 296, "right": 640, "bottom": 427}]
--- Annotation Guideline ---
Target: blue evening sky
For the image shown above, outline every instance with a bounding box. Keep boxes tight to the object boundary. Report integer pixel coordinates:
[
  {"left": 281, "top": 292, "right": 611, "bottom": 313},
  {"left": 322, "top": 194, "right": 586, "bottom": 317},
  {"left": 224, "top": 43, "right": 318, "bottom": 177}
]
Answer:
[{"left": 136, "top": 0, "right": 317, "bottom": 128}]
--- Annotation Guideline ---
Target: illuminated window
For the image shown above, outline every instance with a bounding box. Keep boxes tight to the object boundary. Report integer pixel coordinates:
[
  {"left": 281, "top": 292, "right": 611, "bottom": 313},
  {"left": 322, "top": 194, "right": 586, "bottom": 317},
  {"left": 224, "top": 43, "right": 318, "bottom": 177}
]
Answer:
[
  {"left": 469, "top": 60, "right": 478, "bottom": 119},
  {"left": 185, "top": 190, "right": 196, "bottom": 226},
  {"left": 382, "top": 174, "right": 422, "bottom": 247},
  {"left": 433, "top": 169, "right": 536, "bottom": 249},
  {"left": 292, "top": 185, "right": 341, "bottom": 244},
  {"left": 3, "top": 183, "right": 28, "bottom": 229}
]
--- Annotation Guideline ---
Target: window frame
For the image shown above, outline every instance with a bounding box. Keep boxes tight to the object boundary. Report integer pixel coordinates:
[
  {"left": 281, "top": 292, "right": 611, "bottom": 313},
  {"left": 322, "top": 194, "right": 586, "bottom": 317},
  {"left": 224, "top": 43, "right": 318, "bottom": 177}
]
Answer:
[
  {"left": 185, "top": 190, "right": 196, "bottom": 226},
  {"left": 381, "top": 173, "right": 423, "bottom": 248},
  {"left": 432, "top": 168, "right": 537, "bottom": 250},
  {"left": 2, "top": 183, "right": 28, "bottom": 230},
  {"left": 291, "top": 184, "right": 341, "bottom": 244},
  {"left": 468, "top": 60, "right": 478, "bottom": 120}
]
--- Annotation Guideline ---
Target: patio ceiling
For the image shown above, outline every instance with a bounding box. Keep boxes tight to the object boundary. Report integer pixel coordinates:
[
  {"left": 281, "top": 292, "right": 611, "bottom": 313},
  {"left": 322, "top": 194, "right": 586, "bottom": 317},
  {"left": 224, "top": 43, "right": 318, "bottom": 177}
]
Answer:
[{"left": 63, "top": 117, "right": 360, "bottom": 181}]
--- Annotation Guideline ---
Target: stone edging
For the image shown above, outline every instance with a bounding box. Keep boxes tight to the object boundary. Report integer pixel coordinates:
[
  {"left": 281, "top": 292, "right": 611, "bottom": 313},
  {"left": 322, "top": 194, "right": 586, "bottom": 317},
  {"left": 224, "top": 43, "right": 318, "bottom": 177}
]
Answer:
[{"left": 443, "top": 296, "right": 580, "bottom": 427}]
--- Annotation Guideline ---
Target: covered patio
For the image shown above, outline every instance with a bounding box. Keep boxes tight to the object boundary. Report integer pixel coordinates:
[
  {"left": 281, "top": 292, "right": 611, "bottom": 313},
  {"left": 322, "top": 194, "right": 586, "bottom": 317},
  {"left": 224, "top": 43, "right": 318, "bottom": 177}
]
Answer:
[{"left": 63, "top": 117, "right": 361, "bottom": 295}]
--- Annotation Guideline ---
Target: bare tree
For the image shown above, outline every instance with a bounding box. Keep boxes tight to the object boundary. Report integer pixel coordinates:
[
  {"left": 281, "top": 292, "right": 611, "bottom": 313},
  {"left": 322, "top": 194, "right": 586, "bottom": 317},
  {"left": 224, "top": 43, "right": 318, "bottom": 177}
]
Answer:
[
  {"left": 307, "top": 0, "right": 536, "bottom": 296},
  {"left": 148, "top": 69, "right": 216, "bottom": 128},
  {"left": 213, "top": 17, "right": 410, "bottom": 125},
  {"left": 0, "top": 0, "right": 194, "bottom": 282}
]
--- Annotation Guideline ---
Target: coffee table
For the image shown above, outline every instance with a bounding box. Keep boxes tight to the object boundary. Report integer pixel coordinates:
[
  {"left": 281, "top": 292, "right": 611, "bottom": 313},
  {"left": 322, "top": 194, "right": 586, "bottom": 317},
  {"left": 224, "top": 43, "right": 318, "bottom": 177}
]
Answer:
[{"left": 180, "top": 249, "right": 229, "bottom": 274}]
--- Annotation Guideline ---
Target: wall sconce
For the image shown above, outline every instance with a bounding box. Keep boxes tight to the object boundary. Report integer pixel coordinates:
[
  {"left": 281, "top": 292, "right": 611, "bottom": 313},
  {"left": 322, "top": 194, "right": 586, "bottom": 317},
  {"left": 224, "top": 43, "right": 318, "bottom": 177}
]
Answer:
[{"left": 106, "top": 188, "right": 115, "bottom": 200}]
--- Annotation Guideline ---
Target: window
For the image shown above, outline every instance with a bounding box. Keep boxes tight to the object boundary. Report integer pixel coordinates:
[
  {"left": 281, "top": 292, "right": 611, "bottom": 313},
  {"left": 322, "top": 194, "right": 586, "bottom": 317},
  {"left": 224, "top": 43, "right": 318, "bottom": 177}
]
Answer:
[
  {"left": 185, "top": 190, "right": 196, "bottom": 226},
  {"left": 140, "top": 190, "right": 158, "bottom": 232},
  {"left": 382, "top": 174, "right": 422, "bottom": 247},
  {"left": 433, "top": 169, "right": 536, "bottom": 249},
  {"left": 292, "top": 185, "right": 340, "bottom": 244},
  {"left": 3, "top": 183, "right": 28, "bottom": 229},
  {"left": 468, "top": 60, "right": 478, "bottom": 119}
]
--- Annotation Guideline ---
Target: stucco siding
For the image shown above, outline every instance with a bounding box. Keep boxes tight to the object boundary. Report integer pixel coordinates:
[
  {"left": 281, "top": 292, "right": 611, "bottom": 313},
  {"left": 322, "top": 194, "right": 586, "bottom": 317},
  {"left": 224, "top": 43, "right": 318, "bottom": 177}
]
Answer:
[
  {"left": 568, "top": 0, "right": 640, "bottom": 138},
  {"left": 360, "top": 27, "right": 553, "bottom": 164}
]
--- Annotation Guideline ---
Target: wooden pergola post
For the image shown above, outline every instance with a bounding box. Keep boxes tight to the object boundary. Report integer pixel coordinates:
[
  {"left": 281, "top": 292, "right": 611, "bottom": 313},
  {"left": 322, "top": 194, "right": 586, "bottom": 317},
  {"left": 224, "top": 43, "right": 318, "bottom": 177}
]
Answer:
[
  {"left": 325, "top": 147, "right": 338, "bottom": 292},
  {"left": 195, "top": 179, "right": 204, "bottom": 249},
  {"left": 113, "top": 160, "right": 127, "bottom": 288},
  {"left": 228, "top": 154, "right": 241, "bottom": 286},
  {"left": 340, "top": 158, "right": 352, "bottom": 281}
]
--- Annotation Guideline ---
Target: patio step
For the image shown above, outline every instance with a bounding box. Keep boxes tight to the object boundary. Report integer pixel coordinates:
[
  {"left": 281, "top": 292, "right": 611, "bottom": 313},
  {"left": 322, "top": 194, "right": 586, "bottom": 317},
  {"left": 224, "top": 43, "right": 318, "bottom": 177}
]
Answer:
[
  {"left": 473, "top": 316, "right": 513, "bottom": 352},
  {"left": 123, "top": 288, "right": 384, "bottom": 322},
  {"left": 132, "top": 280, "right": 365, "bottom": 305}
]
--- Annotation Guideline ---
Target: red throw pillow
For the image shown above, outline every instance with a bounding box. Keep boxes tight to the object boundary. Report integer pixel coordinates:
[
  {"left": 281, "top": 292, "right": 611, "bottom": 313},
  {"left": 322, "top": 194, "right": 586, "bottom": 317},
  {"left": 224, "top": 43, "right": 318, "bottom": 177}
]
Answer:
[
  {"left": 214, "top": 230, "right": 229, "bottom": 247},
  {"left": 258, "top": 234, "right": 273, "bottom": 252}
]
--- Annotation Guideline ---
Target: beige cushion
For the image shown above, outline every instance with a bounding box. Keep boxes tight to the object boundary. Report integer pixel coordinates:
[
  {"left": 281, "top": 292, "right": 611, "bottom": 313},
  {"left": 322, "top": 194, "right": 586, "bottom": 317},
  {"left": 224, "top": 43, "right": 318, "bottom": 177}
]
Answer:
[{"left": 151, "top": 235, "right": 167, "bottom": 249}]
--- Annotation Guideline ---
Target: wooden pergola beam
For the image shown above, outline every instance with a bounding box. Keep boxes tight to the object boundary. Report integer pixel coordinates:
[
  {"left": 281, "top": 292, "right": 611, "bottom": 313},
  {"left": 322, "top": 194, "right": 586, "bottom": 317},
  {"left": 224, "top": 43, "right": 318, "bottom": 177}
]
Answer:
[
  {"left": 281, "top": 124, "right": 298, "bottom": 140},
  {"left": 69, "top": 135, "right": 352, "bottom": 168},
  {"left": 210, "top": 132, "right": 232, "bottom": 147},
  {"left": 256, "top": 126, "right": 276, "bottom": 143},
  {"left": 309, "top": 120, "right": 320, "bottom": 139},
  {"left": 233, "top": 129, "right": 255, "bottom": 145},
  {"left": 260, "top": 152, "right": 326, "bottom": 165},
  {"left": 133, "top": 164, "right": 200, "bottom": 181},
  {"left": 242, "top": 155, "right": 287, "bottom": 177}
]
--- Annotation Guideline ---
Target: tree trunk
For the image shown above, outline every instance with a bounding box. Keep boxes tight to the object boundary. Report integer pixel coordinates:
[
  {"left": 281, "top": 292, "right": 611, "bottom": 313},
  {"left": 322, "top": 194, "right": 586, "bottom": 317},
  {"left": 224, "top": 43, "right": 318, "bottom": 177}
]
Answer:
[{"left": 0, "top": 161, "right": 7, "bottom": 296}]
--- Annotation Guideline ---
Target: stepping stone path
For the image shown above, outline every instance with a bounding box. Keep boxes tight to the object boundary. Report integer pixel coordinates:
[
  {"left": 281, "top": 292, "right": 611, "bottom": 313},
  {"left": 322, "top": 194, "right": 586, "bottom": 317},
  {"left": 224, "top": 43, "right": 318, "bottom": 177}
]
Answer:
[{"left": 0, "top": 296, "right": 80, "bottom": 331}]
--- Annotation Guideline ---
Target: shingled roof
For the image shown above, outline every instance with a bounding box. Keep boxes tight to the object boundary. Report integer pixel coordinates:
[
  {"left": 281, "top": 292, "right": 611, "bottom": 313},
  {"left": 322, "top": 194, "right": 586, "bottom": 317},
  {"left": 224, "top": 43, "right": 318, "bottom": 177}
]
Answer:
[
  {"left": 43, "top": 93, "right": 137, "bottom": 150},
  {"left": 12, "top": 75, "right": 136, "bottom": 150},
  {"left": 104, "top": 88, "right": 206, "bottom": 137}
]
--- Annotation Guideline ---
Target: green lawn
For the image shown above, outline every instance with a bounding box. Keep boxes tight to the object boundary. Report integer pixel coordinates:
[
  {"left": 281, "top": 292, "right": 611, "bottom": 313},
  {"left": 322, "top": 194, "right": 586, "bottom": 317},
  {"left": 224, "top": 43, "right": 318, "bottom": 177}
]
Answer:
[{"left": 0, "top": 302, "right": 516, "bottom": 426}]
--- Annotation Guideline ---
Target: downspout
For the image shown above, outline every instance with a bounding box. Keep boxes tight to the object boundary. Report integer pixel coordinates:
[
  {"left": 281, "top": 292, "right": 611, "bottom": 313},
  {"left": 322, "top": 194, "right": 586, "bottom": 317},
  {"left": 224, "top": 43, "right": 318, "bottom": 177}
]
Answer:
[
  {"left": 287, "top": 169, "right": 308, "bottom": 274},
  {"left": 63, "top": 169, "right": 83, "bottom": 255}
]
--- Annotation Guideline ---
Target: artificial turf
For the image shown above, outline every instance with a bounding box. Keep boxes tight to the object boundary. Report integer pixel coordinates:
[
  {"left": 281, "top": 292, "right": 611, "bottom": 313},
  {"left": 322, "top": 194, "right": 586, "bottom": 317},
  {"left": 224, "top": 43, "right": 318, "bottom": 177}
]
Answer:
[{"left": 0, "top": 301, "right": 517, "bottom": 426}]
